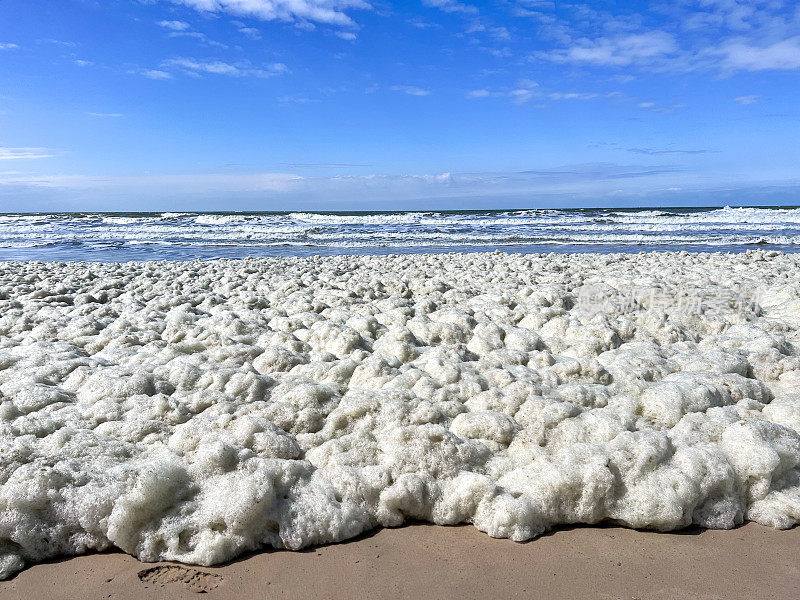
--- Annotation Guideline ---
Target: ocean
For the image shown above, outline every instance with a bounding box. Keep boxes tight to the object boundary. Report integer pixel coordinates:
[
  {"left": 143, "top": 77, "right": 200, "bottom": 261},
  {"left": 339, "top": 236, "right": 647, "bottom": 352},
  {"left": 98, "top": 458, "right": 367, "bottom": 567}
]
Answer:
[{"left": 1, "top": 205, "right": 799, "bottom": 261}]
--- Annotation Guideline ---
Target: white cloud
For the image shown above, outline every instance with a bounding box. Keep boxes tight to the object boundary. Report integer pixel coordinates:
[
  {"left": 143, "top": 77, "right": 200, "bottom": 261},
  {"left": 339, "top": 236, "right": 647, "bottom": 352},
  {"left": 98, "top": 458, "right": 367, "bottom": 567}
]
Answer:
[
  {"left": 169, "top": 0, "right": 370, "bottom": 27},
  {"left": 509, "top": 87, "right": 540, "bottom": 104},
  {"left": 170, "top": 30, "right": 205, "bottom": 39},
  {"left": 489, "top": 26, "right": 511, "bottom": 40},
  {"left": 169, "top": 31, "right": 229, "bottom": 48},
  {"left": 161, "top": 57, "right": 289, "bottom": 78},
  {"left": 230, "top": 20, "right": 262, "bottom": 39},
  {"left": 422, "top": 0, "right": 478, "bottom": 16},
  {"left": 87, "top": 112, "right": 125, "bottom": 118},
  {"left": 407, "top": 18, "right": 438, "bottom": 29},
  {"left": 505, "top": 78, "right": 541, "bottom": 104},
  {"left": 38, "top": 39, "right": 75, "bottom": 47},
  {"left": 467, "top": 80, "right": 621, "bottom": 106},
  {"left": 734, "top": 94, "right": 762, "bottom": 104},
  {"left": 717, "top": 37, "right": 800, "bottom": 71},
  {"left": 548, "top": 91, "right": 600, "bottom": 100},
  {"left": 239, "top": 26, "right": 262, "bottom": 39},
  {"left": 277, "top": 95, "right": 317, "bottom": 103},
  {"left": 637, "top": 101, "right": 685, "bottom": 115},
  {"left": 0, "top": 172, "right": 302, "bottom": 193},
  {"left": 335, "top": 31, "right": 357, "bottom": 40},
  {"left": 142, "top": 69, "right": 173, "bottom": 80},
  {"left": 74, "top": 59, "right": 93, "bottom": 67},
  {"left": 158, "top": 20, "right": 191, "bottom": 31},
  {"left": 157, "top": 22, "right": 229, "bottom": 48},
  {"left": 516, "top": 0, "right": 800, "bottom": 75},
  {"left": 516, "top": 77, "right": 539, "bottom": 88},
  {"left": 541, "top": 31, "right": 678, "bottom": 66},
  {"left": 0, "top": 147, "right": 54, "bottom": 160},
  {"left": 675, "top": 0, "right": 793, "bottom": 34},
  {"left": 0, "top": 43, "right": 18, "bottom": 50},
  {"left": 391, "top": 85, "right": 431, "bottom": 96},
  {"left": 627, "top": 147, "right": 709, "bottom": 156}
]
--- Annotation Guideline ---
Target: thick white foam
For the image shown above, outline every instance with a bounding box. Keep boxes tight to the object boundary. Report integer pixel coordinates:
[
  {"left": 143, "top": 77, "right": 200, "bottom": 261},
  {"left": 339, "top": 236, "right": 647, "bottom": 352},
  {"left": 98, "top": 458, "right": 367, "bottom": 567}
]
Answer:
[{"left": 0, "top": 251, "right": 799, "bottom": 577}]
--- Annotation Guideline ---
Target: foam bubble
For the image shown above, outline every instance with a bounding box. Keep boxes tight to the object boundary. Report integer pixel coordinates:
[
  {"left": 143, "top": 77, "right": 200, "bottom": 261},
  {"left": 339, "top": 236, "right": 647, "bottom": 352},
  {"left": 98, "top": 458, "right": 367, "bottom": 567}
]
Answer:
[{"left": 0, "top": 251, "right": 799, "bottom": 578}]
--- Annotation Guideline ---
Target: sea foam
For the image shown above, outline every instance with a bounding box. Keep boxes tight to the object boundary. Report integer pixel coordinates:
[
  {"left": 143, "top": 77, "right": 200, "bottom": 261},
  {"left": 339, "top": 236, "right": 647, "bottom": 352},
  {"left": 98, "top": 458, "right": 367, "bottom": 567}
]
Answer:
[{"left": 0, "top": 251, "right": 799, "bottom": 577}]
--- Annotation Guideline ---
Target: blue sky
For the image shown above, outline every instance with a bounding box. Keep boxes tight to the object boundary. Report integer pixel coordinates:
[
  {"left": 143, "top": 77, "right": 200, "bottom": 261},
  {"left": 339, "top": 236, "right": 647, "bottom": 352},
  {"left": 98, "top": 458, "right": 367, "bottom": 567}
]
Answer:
[{"left": 1, "top": 0, "right": 799, "bottom": 211}]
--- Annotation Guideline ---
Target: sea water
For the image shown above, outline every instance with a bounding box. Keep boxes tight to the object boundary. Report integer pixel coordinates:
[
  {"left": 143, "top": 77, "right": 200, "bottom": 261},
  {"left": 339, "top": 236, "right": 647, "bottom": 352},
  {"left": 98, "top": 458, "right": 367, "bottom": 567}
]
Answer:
[{"left": 1, "top": 205, "right": 799, "bottom": 261}]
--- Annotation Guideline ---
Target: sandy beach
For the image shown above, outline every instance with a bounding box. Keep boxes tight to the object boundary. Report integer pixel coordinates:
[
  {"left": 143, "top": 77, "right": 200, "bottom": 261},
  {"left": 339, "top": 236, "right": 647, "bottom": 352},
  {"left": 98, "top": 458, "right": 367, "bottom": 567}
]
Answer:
[
  {"left": 1, "top": 251, "right": 799, "bottom": 586},
  {"left": 3, "top": 522, "right": 799, "bottom": 599}
]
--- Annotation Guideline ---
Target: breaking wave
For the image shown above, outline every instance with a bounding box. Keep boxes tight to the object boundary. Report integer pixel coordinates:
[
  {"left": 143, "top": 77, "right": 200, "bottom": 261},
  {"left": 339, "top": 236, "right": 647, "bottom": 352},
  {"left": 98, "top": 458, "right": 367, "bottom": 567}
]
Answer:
[{"left": 1, "top": 206, "right": 799, "bottom": 261}]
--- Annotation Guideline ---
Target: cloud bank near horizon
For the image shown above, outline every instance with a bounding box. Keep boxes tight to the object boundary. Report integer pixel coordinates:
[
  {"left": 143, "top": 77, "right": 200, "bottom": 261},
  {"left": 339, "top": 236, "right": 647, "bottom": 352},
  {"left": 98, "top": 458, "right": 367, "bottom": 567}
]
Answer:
[{"left": 2, "top": 163, "right": 798, "bottom": 212}]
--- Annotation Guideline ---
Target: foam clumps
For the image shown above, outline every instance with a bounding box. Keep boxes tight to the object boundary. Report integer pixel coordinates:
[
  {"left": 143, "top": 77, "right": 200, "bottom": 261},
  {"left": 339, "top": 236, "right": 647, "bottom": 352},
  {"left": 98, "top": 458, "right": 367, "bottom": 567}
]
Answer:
[{"left": 1, "top": 250, "right": 800, "bottom": 578}]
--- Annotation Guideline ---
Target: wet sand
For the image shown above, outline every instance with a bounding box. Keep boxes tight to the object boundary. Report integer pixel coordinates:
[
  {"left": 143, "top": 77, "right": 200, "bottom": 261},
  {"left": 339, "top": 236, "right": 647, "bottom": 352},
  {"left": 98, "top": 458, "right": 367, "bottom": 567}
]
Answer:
[{"left": 2, "top": 522, "right": 798, "bottom": 600}]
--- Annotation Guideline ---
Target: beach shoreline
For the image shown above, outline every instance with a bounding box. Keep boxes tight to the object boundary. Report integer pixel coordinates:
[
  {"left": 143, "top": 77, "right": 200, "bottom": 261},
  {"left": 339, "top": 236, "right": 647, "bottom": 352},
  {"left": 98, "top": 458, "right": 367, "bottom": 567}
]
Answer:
[{"left": 2, "top": 522, "right": 799, "bottom": 600}]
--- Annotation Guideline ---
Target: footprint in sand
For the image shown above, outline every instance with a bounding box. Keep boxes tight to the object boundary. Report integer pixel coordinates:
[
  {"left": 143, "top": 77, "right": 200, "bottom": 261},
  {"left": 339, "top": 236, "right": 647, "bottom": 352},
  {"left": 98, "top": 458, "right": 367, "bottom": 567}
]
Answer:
[{"left": 137, "top": 565, "right": 222, "bottom": 594}]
